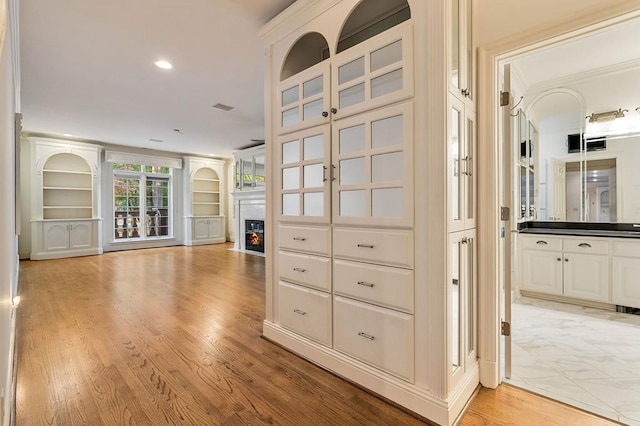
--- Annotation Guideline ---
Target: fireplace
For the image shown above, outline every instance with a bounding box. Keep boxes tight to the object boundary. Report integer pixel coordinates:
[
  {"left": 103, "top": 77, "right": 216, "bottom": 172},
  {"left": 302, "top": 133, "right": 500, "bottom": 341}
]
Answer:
[{"left": 245, "top": 220, "right": 264, "bottom": 253}]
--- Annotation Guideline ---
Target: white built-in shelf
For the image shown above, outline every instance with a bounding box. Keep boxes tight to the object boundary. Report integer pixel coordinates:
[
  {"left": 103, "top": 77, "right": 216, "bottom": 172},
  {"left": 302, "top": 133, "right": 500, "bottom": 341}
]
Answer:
[
  {"left": 42, "top": 169, "right": 92, "bottom": 175},
  {"left": 192, "top": 167, "right": 221, "bottom": 217},
  {"left": 43, "top": 186, "right": 92, "bottom": 191}
]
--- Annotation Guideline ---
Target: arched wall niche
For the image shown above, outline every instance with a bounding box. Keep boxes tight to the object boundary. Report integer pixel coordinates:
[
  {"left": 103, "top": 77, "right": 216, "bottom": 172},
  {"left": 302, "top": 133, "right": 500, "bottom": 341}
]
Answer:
[
  {"left": 337, "top": 0, "right": 410, "bottom": 54},
  {"left": 280, "top": 32, "right": 330, "bottom": 81}
]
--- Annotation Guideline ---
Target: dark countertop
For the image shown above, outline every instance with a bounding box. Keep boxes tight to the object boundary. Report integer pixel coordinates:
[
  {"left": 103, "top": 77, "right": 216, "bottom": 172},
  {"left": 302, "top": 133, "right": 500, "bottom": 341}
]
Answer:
[{"left": 518, "top": 222, "right": 640, "bottom": 239}]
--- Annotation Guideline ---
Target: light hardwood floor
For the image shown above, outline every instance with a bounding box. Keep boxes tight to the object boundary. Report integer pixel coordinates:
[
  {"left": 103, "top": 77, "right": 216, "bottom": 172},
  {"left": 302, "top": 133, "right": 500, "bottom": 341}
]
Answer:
[{"left": 16, "top": 244, "right": 619, "bottom": 425}]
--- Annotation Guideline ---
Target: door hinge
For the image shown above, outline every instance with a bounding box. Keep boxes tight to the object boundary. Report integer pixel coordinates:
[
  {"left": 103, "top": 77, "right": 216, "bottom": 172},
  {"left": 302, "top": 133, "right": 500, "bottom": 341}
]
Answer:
[
  {"left": 501, "top": 320, "right": 511, "bottom": 336},
  {"left": 500, "top": 206, "right": 510, "bottom": 221},
  {"left": 500, "top": 91, "right": 510, "bottom": 107}
]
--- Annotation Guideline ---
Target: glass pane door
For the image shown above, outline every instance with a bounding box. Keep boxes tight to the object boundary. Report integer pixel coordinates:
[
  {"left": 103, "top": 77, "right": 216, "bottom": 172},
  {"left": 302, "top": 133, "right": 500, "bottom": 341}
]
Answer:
[
  {"left": 332, "top": 101, "right": 413, "bottom": 227},
  {"left": 277, "top": 61, "right": 330, "bottom": 135},
  {"left": 277, "top": 125, "right": 331, "bottom": 223}
]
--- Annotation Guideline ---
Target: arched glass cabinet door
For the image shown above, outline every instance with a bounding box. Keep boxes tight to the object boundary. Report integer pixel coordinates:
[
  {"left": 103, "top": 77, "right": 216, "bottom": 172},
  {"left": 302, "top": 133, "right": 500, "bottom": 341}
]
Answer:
[{"left": 278, "top": 33, "right": 331, "bottom": 135}]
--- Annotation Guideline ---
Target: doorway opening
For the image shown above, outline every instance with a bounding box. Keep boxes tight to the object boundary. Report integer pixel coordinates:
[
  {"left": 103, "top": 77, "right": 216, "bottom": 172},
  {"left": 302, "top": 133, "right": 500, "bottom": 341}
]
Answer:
[{"left": 498, "top": 15, "right": 640, "bottom": 425}]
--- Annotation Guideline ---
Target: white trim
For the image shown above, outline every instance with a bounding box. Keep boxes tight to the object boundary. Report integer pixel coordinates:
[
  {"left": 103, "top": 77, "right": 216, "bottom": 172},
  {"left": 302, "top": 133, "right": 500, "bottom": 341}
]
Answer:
[
  {"left": 263, "top": 321, "right": 477, "bottom": 426},
  {"left": 104, "top": 150, "right": 182, "bottom": 169}
]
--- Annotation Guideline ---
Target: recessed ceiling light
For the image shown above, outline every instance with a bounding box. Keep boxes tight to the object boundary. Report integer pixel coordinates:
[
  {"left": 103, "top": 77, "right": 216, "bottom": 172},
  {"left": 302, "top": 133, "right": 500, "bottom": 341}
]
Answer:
[
  {"left": 62, "top": 133, "right": 73, "bottom": 137},
  {"left": 154, "top": 60, "right": 173, "bottom": 70}
]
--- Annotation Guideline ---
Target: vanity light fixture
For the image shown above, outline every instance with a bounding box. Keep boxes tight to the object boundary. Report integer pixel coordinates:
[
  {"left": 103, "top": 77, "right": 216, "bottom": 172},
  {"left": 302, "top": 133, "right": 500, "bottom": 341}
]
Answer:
[
  {"left": 11, "top": 296, "right": 20, "bottom": 308},
  {"left": 154, "top": 60, "right": 173, "bottom": 70},
  {"left": 586, "top": 108, "right": 627, "bottom": 123}
]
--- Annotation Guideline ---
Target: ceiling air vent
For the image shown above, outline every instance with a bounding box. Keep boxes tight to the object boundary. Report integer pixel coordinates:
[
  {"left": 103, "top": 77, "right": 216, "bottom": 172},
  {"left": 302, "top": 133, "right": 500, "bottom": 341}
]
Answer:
[
  {"left": 212, "top": 103, "right": 234, "bottom": 112},
  {"left": 148, "top": 138, "right": 164, "bottom": 143}
]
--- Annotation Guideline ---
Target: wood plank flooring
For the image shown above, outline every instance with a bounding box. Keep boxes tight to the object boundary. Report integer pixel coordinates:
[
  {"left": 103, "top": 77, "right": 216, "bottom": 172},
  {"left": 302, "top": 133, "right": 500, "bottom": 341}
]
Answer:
[{"left": 16, "top": 244, "right": 620, "bottom": 425}]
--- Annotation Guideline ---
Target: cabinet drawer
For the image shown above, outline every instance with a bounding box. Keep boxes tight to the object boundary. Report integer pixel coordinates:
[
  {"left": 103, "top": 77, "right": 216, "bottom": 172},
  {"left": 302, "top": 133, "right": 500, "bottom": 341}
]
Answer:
[
  {"left": 279, "top": 224, "right": 331, "bottom": 256},
  {"left": 333, "top": 259, "right": 413, "bottom": 313},
  {"left": 563, "top": 238, "right": 609, "bottom": 255},
  {"left": 519, "top": 235, "right": 562, "bottom": 251},
  {"left": 612, "top": 240, "right": 640, "bottom": 258},
  {"left": 333, "top": 296, "right": 414, "bottom": 382},
  {"left": 333, "top": 228, "right": 413, "bottom": 269},
  {"left": 278, "top": 281, "right": 332, "bottom": 346},
  {"left": 279, "top": 251, "right": 331, "bottom": 292}
]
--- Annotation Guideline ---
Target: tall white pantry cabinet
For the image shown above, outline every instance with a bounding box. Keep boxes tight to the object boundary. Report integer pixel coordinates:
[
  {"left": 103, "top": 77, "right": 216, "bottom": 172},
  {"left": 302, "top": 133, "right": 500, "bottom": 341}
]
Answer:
[{"left": 261, "top": 1, "right": 478, "bottom": 425}]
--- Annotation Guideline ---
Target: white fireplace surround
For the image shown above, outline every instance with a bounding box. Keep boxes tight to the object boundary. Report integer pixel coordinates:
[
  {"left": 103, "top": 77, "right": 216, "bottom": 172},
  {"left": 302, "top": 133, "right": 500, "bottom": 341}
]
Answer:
[{"left": 232, "top": 190, "right": 265, "bottom": 255}]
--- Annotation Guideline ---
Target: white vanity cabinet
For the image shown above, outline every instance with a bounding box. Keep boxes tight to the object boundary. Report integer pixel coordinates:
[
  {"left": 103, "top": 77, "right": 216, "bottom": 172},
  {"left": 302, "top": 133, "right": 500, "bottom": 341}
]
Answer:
[
  {"left": 184, "top": 157, "right": 226, "bottom": 245},
  {"left": 519, "top": 234, "right": 610, "bottom": 303},
  {"left": 30, "top": 138, "right": 102, "bottom": 260},
  {"left": 262, "top": 1, "right": 478, "bottom": 424}
]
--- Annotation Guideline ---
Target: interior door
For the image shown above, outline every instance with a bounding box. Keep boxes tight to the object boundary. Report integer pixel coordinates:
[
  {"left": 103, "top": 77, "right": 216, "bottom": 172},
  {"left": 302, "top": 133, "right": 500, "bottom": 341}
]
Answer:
[{"left": 501, "top": 63, "right": 512, "bottom": 379}]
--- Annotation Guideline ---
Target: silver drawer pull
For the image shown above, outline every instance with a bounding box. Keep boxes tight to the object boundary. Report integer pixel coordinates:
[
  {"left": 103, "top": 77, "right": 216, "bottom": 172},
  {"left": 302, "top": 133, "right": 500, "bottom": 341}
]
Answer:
[
  {"left": 358, "top": 332, "right": 375, "bottom": 341},
  {"left": 357, "top": 281, "right": 374, "bottom": 288},
  {"left": 293, "top": 237, "right": 306, "bottom": 241},
  {"left": 293, "top": 267, "right": 306, "bottom": 272},
  {"left": 536, "top": 240, "right": 548, "bottom": 245},
  {"left": 578, "top": 243, "right": 592, "bottom": 248},
  {"left": 293, "top": 309, "right": 307, "bottom": 315},
  {"left": 357, "top": 243, "right": 375, "bottom": 248}
]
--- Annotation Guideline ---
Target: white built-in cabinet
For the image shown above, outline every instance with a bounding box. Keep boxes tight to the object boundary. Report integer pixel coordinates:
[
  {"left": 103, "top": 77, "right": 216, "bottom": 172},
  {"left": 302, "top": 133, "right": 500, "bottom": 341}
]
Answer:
[
  {"left": 30, "top": 138, "right": 102, "bottom": 260},
  {"left": 184, "top": 157, "right": 226, "bottom": 245},
  {"left": 447, "top": 0, "right": 477, "bottom": 400},
  {"left": 262, "top": 1, "right": 477, "bottom": 424}
]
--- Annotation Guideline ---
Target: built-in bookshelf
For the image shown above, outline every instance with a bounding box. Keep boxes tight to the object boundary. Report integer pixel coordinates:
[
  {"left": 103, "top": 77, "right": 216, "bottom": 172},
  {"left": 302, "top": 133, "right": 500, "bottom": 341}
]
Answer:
[
  {"left": 192, "top": 167, "right": 220, "bottom": 217},
  {"left": 42, "top": 153, "right": 93, "bottom": 219}
]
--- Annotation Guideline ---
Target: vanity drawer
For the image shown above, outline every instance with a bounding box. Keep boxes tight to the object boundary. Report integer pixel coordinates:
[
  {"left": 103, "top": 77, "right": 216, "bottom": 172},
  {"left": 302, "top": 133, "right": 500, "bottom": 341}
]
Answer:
[
  {"left": 333, "top": 259, "right": 414, "bottom": 313},
  {"left": 279, "top": 224, "right": 331, "bottom": 256},
  {"left": 519, "top": 235, "right": 562, "bottom": 251},
  {"left": 612, "top": 239, "right": 640, "bottom": 258},
  {"left": 279, "top": 251, "right": 331, "bottom": 292},
  {"left": 278, "top": 281, "right": 332, "bottom": 346},
  {"left": 563, "top": 238, "right": 609, "bottom": 255},
  {"left": 333, "top": 227, "right": 414, "bottom": 269},
  {"left": 333, "top": 296, "right": 414, "bottom": 382}
]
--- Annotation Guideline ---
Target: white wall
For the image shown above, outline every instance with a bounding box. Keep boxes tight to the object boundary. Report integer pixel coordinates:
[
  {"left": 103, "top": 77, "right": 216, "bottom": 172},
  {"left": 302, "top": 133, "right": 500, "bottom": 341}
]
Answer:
[
  {"left": 476, "top": 0, "right": 632, "bottom": 47},
  {"left": 0, "top": 0, "right": 17, "bottom": 422}
]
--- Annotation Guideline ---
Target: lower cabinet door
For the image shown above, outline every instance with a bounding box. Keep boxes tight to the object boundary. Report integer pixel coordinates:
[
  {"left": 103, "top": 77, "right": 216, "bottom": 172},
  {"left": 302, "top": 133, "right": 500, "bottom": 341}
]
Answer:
[
  {"left": 333, "top": 295, "right": 414, "bottom": 382},
  {"left": 43, "top": 222, "right": 69, "bottom": 251},
  {"left": 563, "top": 253, "right": 609, "bottom": 302},
  {"left": 521, "top": 249, "right": 563, "bottom": 295},
  {"left": 193, "top": 218, "right": 210, "bottom": 240},
  {"left": 278, "top": 281, "right": 332, "bottom": 346},
  {"left": 68, "top": 221, "right": 92, "bottom": 250},
  {"left": 612, "top": 256, "right": 640, "bottom": 309}
]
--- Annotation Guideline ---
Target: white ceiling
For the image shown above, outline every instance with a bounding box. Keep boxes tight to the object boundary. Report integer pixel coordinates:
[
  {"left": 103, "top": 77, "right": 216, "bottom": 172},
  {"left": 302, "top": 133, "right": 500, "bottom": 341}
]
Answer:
[
  {"left": 19, "top": 0, "right": 296, "bottom": 158},
  {"left": 20, "top": 1, "right": 640, "bottom": 158}
]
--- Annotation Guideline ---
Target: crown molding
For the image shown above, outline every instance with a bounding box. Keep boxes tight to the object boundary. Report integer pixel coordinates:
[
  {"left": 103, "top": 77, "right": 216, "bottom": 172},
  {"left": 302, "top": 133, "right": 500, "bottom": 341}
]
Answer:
[
  {"left": 259, "top": 0, "right": 341, "bottom": 43},
  {"left": 526, "top": 57, "right": 640, "bottom": 95}
]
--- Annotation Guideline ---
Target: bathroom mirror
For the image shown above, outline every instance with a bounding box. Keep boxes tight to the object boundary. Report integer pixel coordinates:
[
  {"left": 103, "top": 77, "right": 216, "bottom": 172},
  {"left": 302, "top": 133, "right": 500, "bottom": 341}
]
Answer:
[{"left": 516, "top": 89, "right": 638, "bottom": 223}]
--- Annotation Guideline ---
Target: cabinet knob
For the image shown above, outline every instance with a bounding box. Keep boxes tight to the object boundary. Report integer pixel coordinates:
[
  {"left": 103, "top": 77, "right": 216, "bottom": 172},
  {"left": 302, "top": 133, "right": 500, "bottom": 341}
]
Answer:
[
  {"left": 293, "top": 309, "right": 307, "bottom": 316},
  {"left": 565, "top": 258, "right": 569, "bottom": 262},
  {"left": 357, "top": 281, "right": 374, "bottom": 288},
  {"left": 357, "top": 243, "right": 374, "bottom": 248},
  {"left": 578, "top": 243, "right": 592, "bottom": 248},
  {"left": 557, "top": 258, "right": 561, "bottom": 261},
  {"left": 322, "top": 111, "right": 328, "bottom": 117},
  {"left": 293, "top": 267, "right": 306, "bottom": 273},
  {"left": 536, "top": 240, "right": 548, "bottom": 245},
  {"left": 330, "top": 108, "right": 337, "bottom": 114}
]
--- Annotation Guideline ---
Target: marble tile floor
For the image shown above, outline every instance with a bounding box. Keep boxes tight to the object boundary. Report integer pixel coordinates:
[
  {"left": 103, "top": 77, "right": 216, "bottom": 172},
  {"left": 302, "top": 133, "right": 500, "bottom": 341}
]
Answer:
[{"left": 506, "top": 297, "right": 640, "bottom": 425}]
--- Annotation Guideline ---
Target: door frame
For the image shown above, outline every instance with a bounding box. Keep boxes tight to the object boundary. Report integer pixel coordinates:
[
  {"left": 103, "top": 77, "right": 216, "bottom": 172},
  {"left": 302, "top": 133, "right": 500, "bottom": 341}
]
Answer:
[{"left": 476, "top": 3, "right": 640, "bottom": 388}]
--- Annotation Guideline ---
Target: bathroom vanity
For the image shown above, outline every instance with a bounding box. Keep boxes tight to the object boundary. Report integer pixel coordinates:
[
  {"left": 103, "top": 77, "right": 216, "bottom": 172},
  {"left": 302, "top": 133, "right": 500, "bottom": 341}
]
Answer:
[{"left": 518, "top": 222, "right": 640, "bottom": 311}]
